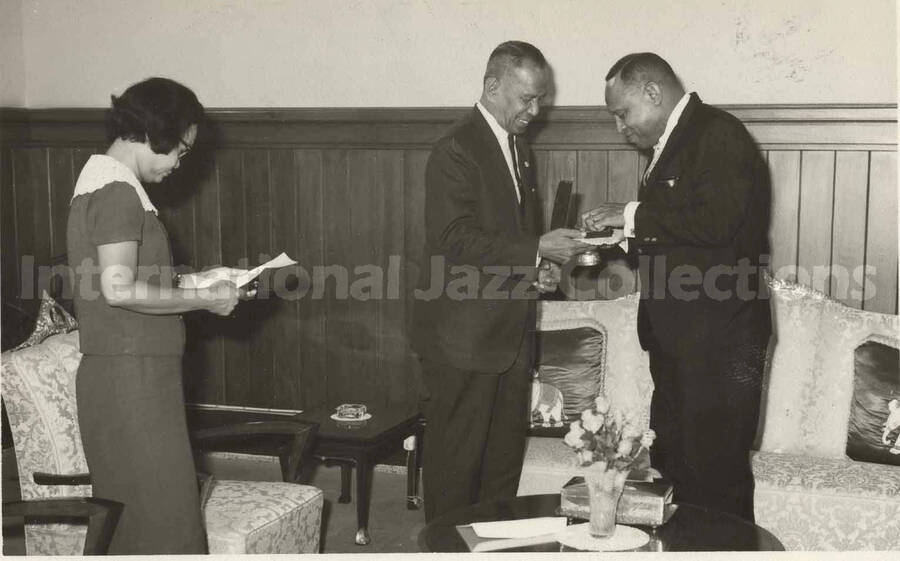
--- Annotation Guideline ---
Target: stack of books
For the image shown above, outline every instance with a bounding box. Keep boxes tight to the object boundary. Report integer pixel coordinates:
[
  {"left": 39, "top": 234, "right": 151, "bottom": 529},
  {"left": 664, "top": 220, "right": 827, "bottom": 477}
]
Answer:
[{"left": 559, "top": 476, "right": 674, "bottom": 527}]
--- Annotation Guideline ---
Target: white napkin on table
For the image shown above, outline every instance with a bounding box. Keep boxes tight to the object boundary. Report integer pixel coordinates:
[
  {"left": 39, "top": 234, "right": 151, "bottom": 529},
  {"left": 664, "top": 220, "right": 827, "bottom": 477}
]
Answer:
[{"left": 470, "top": 516, "right": 568, "bottom": 539}]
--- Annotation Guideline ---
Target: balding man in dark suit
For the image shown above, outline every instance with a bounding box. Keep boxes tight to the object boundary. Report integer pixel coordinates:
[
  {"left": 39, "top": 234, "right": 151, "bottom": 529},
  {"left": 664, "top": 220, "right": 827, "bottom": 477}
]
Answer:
[
  {"left": 583, "top": 52, "right": 772, "bottom": 521},
  {"left": 412, "top": 41, "right": 589, "bottom": 522}
]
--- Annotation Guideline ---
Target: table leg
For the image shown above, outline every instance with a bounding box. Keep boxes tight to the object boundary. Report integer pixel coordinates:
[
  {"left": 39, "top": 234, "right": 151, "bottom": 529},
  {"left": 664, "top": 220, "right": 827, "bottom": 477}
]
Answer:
[
  {"left": 339, "top": 462, "right": 352, "bottom": 504},
  {"left": 406, "top": 421, "right": 424, "bottom": 510},
  {"left": 354, "top": 456, "right": 372, "bottom": 545},
  {"left": 319, "top": 457, "right": 353, "bottom": 503}
]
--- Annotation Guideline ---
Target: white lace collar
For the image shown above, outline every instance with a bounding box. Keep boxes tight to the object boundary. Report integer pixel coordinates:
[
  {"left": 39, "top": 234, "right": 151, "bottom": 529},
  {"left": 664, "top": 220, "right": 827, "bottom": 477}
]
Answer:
[{"left": 71, "top": 154, "right": 157, "bottom": 215}]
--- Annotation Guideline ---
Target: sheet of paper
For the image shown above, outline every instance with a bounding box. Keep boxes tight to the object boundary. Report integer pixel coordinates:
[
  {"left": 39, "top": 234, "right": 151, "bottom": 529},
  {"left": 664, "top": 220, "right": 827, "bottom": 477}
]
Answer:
[
  {"left": 231, "top": 252, "right": 297, "bottom": 288},
  {"left": 470, "top": 516, "right": 567, "bottom": 539},
  {"left": 193, "top": 252, "right": 298, "bottom": 289}
]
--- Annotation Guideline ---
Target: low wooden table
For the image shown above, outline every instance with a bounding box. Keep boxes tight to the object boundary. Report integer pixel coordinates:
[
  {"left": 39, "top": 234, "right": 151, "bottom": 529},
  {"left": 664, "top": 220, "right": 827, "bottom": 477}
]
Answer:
[
  {"left": 419, "top": 494, "right": 784, "bottom": 552},
  {"left": 293, "top": 406, "right": 424, "bottom": 545}
]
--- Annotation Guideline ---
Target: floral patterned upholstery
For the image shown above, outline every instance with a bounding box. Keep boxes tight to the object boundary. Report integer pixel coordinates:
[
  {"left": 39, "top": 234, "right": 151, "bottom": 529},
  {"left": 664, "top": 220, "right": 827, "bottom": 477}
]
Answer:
[
  {"left": 1, "top": 331, "right": 90, "bottom": 554},
  {"left": 1, "top": 331, "right": 324, "bottom": 554},
  {"left": 519, "top": 279, "right": 900, "bottom": 550},
  {"left": 205, "top": 480, "right": 323, "bottom": 553},
  {"left": 752, "top": 451, "right": 900, "bottom": 550}
]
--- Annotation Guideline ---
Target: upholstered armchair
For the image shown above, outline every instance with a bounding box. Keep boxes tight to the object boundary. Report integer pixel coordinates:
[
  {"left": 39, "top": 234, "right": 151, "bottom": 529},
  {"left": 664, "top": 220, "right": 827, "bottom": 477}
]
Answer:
[{"left": 1, "top": 330, "right": 324, "bottom": 554}]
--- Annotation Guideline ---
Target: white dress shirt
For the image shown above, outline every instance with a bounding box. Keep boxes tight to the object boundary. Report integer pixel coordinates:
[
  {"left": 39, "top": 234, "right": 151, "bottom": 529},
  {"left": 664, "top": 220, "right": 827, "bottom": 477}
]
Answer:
[
  {"left": 475, "top": 102, "right": 541, "bottom": 265},
  {"left": 476, "top": 101, "right": 522, "bottom": 203}
]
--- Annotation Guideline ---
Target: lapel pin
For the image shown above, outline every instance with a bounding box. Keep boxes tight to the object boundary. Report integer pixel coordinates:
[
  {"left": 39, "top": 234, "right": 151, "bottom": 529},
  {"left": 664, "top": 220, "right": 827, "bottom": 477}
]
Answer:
[
  {"left": 524, "top": 161, "right": 530, "bottom": 168},
  {"left": 664, "top": 177, "right": 678, "bottom": 188}
]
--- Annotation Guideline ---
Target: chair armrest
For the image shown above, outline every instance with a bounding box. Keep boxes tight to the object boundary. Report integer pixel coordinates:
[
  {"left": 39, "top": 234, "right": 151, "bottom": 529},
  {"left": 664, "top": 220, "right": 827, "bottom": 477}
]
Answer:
[
  {"left": 32, "top": 472, "right": 92, "bottom": 486},
  {"left": 2, "top": 497, "right": 123, "bottom": 554},
  {"left": 190, "top": 420, "right": 318, "bottom": 482}
]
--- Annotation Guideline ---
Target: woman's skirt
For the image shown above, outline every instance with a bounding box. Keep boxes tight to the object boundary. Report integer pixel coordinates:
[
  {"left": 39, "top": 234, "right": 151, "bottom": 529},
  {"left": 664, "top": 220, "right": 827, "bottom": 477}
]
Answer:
[{"left": 76, "top": 354, "right": 206, "bottom": 554}]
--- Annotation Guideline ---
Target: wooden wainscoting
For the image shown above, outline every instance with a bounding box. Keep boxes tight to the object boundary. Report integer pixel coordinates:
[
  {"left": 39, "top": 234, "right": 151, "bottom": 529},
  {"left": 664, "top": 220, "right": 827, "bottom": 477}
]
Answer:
[{"left": 1, "top": 105, "right": 896, "bottom": 412}]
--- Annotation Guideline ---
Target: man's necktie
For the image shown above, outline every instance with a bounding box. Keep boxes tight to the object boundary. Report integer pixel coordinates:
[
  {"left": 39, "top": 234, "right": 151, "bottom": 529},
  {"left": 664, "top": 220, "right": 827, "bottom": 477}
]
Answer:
[{"left": 507, "top": 134, "right": 524, "bottom": 209}]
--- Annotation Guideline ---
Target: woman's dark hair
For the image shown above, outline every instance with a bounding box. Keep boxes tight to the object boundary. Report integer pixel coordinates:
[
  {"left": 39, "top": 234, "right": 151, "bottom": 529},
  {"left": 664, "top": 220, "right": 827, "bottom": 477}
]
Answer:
[{"left": 105, "top": 77, "right": 204, "bottom": 154}]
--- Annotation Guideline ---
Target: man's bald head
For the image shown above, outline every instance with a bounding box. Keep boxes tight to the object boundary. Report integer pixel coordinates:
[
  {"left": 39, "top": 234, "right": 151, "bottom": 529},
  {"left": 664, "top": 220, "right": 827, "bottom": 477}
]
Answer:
[{"left": 605, "top": 52, "right": 683, "bottom": 93}]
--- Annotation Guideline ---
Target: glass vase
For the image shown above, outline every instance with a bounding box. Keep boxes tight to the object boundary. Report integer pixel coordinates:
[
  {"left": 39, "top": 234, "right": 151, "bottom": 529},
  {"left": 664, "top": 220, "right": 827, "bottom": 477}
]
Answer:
[{"left": 584, "top": 465, "right": 627, "bottom": 538}]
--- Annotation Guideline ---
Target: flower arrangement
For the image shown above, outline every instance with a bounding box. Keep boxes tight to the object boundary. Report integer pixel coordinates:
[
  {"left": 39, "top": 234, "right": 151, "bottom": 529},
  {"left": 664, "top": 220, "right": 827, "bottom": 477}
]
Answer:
[
  {"left": 563, "top": 394, "right": 655, "bottom": 472},
  {"left": 562, "top": 394, "right": 656, "bottom": 537}
]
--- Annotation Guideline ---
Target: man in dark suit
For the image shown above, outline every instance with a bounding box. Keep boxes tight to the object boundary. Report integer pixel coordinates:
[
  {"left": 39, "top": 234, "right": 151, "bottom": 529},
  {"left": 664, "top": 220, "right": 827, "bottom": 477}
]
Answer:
[
  {"left": 412, "top": 41, "right": 589, "bottom": 522},
  {"left": 583, "top": 52, "right": 772, "bottom": 521}
]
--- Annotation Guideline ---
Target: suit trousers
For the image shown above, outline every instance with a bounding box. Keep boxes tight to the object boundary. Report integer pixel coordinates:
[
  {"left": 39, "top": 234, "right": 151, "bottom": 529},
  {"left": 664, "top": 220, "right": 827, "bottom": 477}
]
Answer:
[
  {"left": 647, "top": 335, "right": 767, "bottom": 522},
  {"left": 420, "top": 332, "right": 533, "bottom": 522}
]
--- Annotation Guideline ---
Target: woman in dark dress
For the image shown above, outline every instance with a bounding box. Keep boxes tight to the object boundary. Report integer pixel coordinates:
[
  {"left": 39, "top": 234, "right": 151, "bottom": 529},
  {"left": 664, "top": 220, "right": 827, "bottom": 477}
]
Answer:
[{"left": 66, "top": 77, "right": 244, "bottom": 553}]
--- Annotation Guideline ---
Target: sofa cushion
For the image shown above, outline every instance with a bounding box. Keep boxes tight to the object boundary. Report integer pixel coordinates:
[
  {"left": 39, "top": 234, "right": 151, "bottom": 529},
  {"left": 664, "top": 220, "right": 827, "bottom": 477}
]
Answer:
[
  {"left": 846, "top": 338, "right": 900, "bottom": 465},
  {"left": 801, "top": 299, "right": 900, "bottom": 458},
  {"left": 0, "top": 331, "right": 89, "bottom": 501},
  {"left": 12, "top": 291, "right": 78, "bottom": 351},
  {"left": 534, "top": 326, "right": 605, "bottom": 423},
  {"left": 205, "top": 480, "right": 323, "bottom": 554},
  {"left": 756, "top": 278, "right": 828, "bottom": 453},
  {"left": 751, "top": 450, "right": 900, "bottom": 550},
  {"left": 537, "top": 293, "right": 652, "bottom": 429}
]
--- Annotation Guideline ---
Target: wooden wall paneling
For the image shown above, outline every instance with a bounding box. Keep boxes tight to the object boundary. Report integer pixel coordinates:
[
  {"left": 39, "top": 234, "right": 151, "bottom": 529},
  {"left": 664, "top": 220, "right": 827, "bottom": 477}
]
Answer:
[
  {"left": 216, "top": 149, "right": 251, "bottom": 405},
  {"left": 575, "top": 151, "right": 608, "bottom": 215},
  {"left": 797, "top": 151, "right": 836, "bottom": 294},
  {"left": 402, "top": 149, "right": 428, "bottom": 396},
  {"left": 184, "top": 152, "right": 225, "bottom": 404},
  {"left": 294, "top": 149, "right": 327, "bottom": 410},
  {"left": 570, "top": 150, "right": 610, "bottom": 298},
  {"left": 242, "top": 149, "right": 275, "bottom": 407},
  {"left": 322, "top": 149, "right": 356, "bottom": 404},
  {"left": 767, "top": 151, "right": 802, "bottom": 281},
  {"left": 376, "top": 150, "right": 409, "bottom": 408},
  {"left": 346, "top": 150, "right": 381, "bottom": 404},
  {"left": 531, "top": 150, "right": 549, "bottom": 226},
  {"left": 268, "top": 149, "right": 302, "bottom": 409},
  {"left": 0, "top": 148, "right": 18, "bottom": 319},
  {"left": 71, "top": 148, "right": 96, "bottom": 178},
  {"left": 47, "top": 148, "right": 72, "bottom": 259},
  {"left": 12, "top": 148, "right": 50, "bottom": 307},
  {"left": 830, "top": 152, "right": 870, "bottom": 309},
  {"left": 864, "top": 151, "right": 898, "bottom": 314},
  {"left": 607, "top": 150, "right": 640, "bottom": 203}
]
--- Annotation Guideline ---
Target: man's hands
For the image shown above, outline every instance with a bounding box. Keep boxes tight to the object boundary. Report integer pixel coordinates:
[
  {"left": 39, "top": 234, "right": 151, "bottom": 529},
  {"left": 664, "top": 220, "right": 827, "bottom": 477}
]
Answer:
[
  {"left": 538, "top": 228, "right": 592, "bottom": 264},
  {"left": 534, "top": 259, "right": 561, "bottom": 294},
  {"left": 582, "top": 203, "right": 626, "bottom": 230}
]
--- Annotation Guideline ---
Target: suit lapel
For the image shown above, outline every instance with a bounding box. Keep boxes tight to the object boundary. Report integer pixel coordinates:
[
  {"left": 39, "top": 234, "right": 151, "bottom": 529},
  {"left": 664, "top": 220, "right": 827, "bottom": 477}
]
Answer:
[
  {"left": 471, "top": 107, "right": 525, "bottom": 230},
  {"left": 644, "top": 93, "right": 701, "bottom": 189}
]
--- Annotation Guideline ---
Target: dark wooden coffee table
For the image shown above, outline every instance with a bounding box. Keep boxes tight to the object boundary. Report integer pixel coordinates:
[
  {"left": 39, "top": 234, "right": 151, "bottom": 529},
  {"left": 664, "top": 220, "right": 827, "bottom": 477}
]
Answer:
[
  {"left": 293, "top": 406, "right": 424, "bottom": 545},
  {"left": 419, "top": 494, "right": 784, "bottom": 552}
]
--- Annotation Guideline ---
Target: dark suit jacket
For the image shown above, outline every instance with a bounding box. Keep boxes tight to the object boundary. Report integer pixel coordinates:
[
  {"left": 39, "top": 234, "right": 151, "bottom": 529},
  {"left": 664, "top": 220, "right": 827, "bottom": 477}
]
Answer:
[
  {"left": 411, "top": 107, "right": 540, "bottom": 373},
  {"left": 633, "top": 93, "right": 772, "bottom": 355}
]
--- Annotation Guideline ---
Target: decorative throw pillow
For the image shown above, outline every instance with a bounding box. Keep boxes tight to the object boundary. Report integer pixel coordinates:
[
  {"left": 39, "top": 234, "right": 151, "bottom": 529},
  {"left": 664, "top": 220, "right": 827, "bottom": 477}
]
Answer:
[
  {"left": 12, "top": 291, "right": 78, "bottom": 351},
  {"left": 846, "top": 338, "right": 900, "bottom": 465},
  {"left": 534, "top": 326, "right": 606, "bottom": 423}
]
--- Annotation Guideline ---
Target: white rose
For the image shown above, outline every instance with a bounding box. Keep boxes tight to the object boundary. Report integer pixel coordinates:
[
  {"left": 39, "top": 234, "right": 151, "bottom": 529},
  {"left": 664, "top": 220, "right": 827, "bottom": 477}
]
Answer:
[
  {"left": 640, "top": 429, "right": 657, "bottom": 449},
  {"left": 594, "top": 394, "right": 610, "bottom": 414},
  {"left": 617, "top": 439, "right": 633, "bottom": 456},
  {"left": 578, "top": 449, "right": 594, "bottom": 465},
  {"left": 564, "top": 424, "right": 586, "bottom": 449},
  {"left": 582, "top": 410, "right": 604, "bottom": 433}
]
